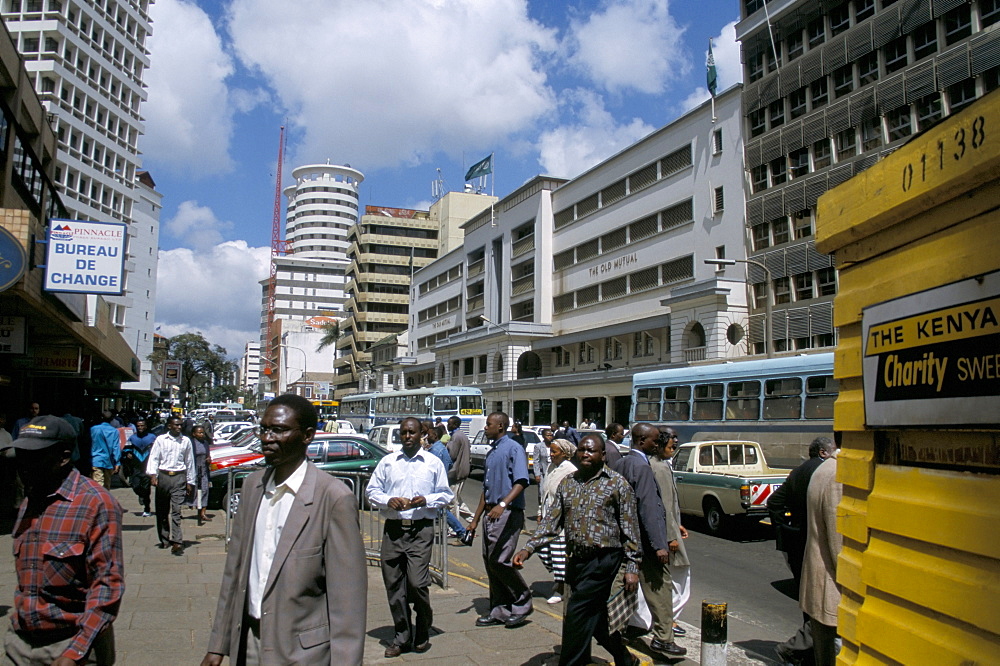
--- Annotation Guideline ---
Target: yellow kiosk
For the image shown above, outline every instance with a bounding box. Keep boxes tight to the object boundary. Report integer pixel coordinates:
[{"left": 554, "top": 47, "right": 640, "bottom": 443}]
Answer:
[{"left": 816, "top": 90, "right": 1000, "bottom": 663}]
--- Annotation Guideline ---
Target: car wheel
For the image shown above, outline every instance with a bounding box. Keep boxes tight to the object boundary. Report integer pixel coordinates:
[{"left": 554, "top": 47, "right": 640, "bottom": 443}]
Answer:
[
  {"left": 228, "top": 490, "right": 241, "bottom": 516},
  {"left": 703, "top": 498, "right": 727, "bottom": 536}
]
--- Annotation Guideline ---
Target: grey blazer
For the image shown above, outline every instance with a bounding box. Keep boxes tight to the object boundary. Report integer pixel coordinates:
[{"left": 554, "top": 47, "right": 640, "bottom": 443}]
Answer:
[
  {"left": 613, "top": 451, "right": 670, "bottom": 554},
  {"left": 651, "top": 457, "right": 689, "bottom": 567},
  {"left": 206, "top": 462, "right": 367, "bottom": 665}
]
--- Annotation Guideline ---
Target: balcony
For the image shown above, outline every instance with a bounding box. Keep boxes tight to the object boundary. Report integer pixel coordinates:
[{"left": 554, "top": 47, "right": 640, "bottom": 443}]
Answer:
[
  {"left": 512, "top": 234, "right": 535, "bottom": 258},
  {"left": 683, "top": 346, "right": 707, "bottom": 362}
]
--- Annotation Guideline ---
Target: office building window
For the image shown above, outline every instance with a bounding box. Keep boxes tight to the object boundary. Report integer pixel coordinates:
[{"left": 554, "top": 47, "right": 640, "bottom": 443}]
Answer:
[
  {"left": 813, "top": 138, "right": 833, "bottom": 169},
  {"left": 713, "top": 186, "right": 724, "bottom": 214},
  {"left": 774, "top": 277, "right": 791, "bottom": 304},
  {"left": 943, "top": 6, "right": 971, "bottom": 45},
  {"left": 887, "top": 106, "right": 912, "bottom": 141},
  {"left": 913, "top": 22, "right": 937, "bottom": 61},
  {"left": 794, "top": 211, "right": 813, "bottom": 238},
  {"left": 983, "top": 0, "right": 1000, "bottom": 27},
  {"left": 836, "top": 127, "right": 857, "bottom": 160},
  {"left": 771, "top": 157, "right": 787, "bottom": 185},
  {"left": 772, "top": 217, "right": 791, "bottom": 245},
  {"left": 790, "top": 87, "right": 808, "bottom": 118},
  {"left": 817, "top": 267, "right": 837, "bottom": 296},
  {"left": 856, "top": 0, "right": 875, "bottom": 22},
  {"left": 754, "top": 282, "right": 770, "bottom": 308},
  {"left": 748, "top": 52, "right": 765, "bottom": 82},
  {"left": 861, "top": 117, "right": 883, "bottom": 151},
  {"left": 833, "top": 65, "right": 854, "bottom": 98},
  {"left": 787, "top": 31, "right": 804, "bottom": 61},
  {"left": 713, "top": 128, "right": 723, "bottom": 154},
  {"left": 811, "top": 78, "right": 829, "bottom": 108},
  {"left": 752, "top": 223, "right": 771, "bottom": 251},
  {"left": 769, "top": 99, "right": 786, "bottom": 128},
  {"left": 916, "top": 93, "right": 944, "bottom": 130},
  {"left": 948, "top": 79, "right": 977, "bottom": 113},
  {"left": 808, "top": 17, "right": 826, "bottom": 48},
  {"left": 885, "top": 37, "right": 908, "bottom": 73},
  {"left": 795, "top": 273, "right": 814, "bottom": 301},
  {"left": 752, "top": 164, "right": 769, "bottom": 193},
  {"left": 858, "top": 52, "right": 879, "bottom": 85},
  {"left": 750, "top": 109, "right": 766, "bottom": 137},
  {"left": 790, "top": 148, "right": 810, "bottom": 179},
  {"left": 830, "top": 2, "right": 851, "bottom": 36}
]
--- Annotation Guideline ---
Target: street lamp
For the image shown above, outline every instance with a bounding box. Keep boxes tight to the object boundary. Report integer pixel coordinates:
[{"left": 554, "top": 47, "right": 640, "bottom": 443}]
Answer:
[
  {"left": 480, "top": 315, "right": 515, "bottom": 416},
  {"left": 279, "top": 338, "right": 309, "bottom": 394},
  {"left": 705, "top": 258, "right": 773, "bottom": 359}
]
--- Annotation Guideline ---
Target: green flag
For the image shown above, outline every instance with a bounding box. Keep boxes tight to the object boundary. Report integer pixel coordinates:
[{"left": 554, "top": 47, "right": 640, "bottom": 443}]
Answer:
[
  {"left": 465, "top": 153, "right": 493, "bottom": 181},
  {"left": 707, "top": 41, "right": 718, "bottom": 97}
]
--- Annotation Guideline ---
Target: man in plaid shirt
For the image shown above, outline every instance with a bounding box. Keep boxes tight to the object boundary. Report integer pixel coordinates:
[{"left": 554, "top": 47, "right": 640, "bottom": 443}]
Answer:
[{"left": 5, "top": 415, "right": 124, "bottom": 666}]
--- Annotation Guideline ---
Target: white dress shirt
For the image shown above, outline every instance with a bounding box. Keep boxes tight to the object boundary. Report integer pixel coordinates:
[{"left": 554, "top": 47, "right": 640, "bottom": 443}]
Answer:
[
  {"left": 248, "top": 458, "right": 308, "bottom": 619},
  {"left": 365, "top": 449, "right": 453, "bottom": 520},
  {"left": 146, "top": 432, "right": 196, "bottom": 486}
]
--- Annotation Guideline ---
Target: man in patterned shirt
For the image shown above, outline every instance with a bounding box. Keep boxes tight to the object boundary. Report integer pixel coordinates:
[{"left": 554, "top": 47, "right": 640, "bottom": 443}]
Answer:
[
  {"left": 6, "top": 415, "right": 124, "bottom": 666},
  {"left": 514, "top": 434, "right": 641, "bottom": 666}
]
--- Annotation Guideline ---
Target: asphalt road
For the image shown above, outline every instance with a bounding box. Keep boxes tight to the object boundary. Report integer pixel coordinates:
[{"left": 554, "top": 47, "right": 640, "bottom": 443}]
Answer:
[{"left": 452, "top": 472, "right": 800, "bottom": 663}]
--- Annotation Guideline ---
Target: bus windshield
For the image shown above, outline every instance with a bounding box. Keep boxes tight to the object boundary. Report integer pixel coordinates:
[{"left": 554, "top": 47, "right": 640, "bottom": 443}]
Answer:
[{"left": 433, "top": 395, "right": 483, "bottom": 415}]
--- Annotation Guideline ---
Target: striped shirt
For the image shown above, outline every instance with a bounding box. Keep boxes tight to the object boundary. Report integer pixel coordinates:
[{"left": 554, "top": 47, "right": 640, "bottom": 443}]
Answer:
[
  {"left": 12, "top": 469, "right": 124, "bottom": 661},
  {"left": 523, "top": 465, "right": 642, "bottom": 574}
]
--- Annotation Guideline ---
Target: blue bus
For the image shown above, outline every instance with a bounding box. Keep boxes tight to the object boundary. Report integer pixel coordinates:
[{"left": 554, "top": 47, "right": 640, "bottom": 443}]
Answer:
[
  {"left": 630, "top": 353, "right": 837, "bottom": 468},
  {"left": 340, "top": 386, "right": 486, "bottom": 435}
]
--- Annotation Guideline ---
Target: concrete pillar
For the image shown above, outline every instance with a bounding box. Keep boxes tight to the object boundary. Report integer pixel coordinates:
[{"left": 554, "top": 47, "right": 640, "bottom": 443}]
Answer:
[{"left": 575, "top": 397, "right": 583, "bottom": 427}]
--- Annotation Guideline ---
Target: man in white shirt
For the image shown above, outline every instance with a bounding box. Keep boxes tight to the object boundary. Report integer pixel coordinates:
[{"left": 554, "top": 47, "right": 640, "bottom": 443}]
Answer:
[
  {"left": 367, "top": 417, "right": 453, "bottom": 658},
  {"left": 147, "top": 415, "right": 195, "bottom": 555}
]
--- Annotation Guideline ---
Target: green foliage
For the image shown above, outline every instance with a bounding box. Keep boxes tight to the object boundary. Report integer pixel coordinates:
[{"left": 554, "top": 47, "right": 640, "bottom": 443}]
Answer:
[
  {"left": 148, "top": 332, "right": 236, "bottom": 395},
  {"left": 316, "top": 321, "right": 341, "bottom": 352}
]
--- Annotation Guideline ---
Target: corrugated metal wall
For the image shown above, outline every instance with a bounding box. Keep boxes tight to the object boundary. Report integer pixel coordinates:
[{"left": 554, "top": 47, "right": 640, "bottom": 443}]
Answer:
[{"left": 816, "top": 90, "right": 1000, "bottom": 663}]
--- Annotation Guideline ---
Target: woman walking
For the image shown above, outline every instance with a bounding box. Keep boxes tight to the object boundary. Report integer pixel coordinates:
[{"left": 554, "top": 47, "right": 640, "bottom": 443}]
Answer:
[
  {"left": 189, "top": 424, "right": 212, "bottom": 525},
  {"left": 537, "top": 438, "right": 577, "bottom": 604}
]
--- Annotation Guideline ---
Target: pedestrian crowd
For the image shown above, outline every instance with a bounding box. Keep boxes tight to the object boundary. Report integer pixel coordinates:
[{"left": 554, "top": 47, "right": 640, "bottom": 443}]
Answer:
[{"left": 1, "top": 396, "right": 843, "bottom": 666}]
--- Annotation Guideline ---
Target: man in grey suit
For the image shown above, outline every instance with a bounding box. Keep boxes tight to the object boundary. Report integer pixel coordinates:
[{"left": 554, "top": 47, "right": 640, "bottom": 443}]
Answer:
[
  {"left": 613, "top": 423, "right": 686, "bottom": 659},
  {"left": 201, "top": 394, "right": 367, "bottom": 666},
  {"left": 653, "top": 426, "right": 690, "bottom": 637}
]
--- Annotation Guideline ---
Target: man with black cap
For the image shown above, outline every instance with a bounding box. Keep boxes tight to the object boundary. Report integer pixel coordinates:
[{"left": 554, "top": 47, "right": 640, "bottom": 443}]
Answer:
[{"left": 5, "top": 415, "right": 124, "bottom": 666}]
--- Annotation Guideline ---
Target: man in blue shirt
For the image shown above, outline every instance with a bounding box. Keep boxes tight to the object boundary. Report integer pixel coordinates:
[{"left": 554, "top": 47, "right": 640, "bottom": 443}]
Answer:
[
  {"left": 124, "top": 418, "right": 157, "bottom": 515},
  {"left": 89, "top": 411, "right": 121, "bottom": 489},
  {"left": 468, "top": 412, "right": 533, "bottom": 628}
]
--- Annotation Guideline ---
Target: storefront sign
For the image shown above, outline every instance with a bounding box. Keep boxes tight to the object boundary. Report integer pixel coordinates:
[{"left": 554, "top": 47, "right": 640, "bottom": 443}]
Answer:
[
  {"left": 44, "top": 219, "right": 127, "bottom": 295},
  {"left": 163, "top": 360, "right": 183, "bottom": 386},
  {"left": 862, "top": 270, "right": 1000, "bottom": 426},
  {"left": 0, "top": 225, "right": 27, "bottom": 292},
  {"left": 0, "top": 316, "right": 25, "bottom": 354},
  {"left": 32, "top": 346, "right": 81, "bottom": 373}
]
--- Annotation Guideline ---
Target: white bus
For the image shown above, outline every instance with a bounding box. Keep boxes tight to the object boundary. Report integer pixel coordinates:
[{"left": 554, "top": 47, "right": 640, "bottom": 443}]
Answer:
[{"left": 340, "top": 386, "right": 486, "bottom": 435}]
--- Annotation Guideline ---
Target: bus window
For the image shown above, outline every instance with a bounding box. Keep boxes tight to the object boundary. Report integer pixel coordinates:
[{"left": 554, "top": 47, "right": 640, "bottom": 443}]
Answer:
[
  {"left": 434, "top": 395, "right": 458, "bottom": 412},
  {"left": 805, "top": 375, "right": 838, "bottom": 419},
  {"left": 699, "top": 446, "right": 714, "bottom": 466},
  {"left": 459, "top": 395, "right": 484, "bottom": 414},
  {"left": 693, "top": 383, "right": 724, "bottom": 420},
  {"left": 674, "top": 446, "right": 693, "bottom": 471},
  {"left": 726, "top": 381, "right": 760, "bottom": 419},
  {"left": 764, "top": 377, "right": 803, "bottom": 419},
  {"left": 662, "top": 386, "right": 691, "bottom": 420},
  {"left": 634, "top": 388, "right": 661, "bottom": 421}
]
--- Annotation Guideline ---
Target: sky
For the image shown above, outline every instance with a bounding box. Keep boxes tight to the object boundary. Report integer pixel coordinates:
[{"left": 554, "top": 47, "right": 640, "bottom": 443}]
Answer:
[{"left": 143, "top": 0, "right": 744, "bottom": 358}]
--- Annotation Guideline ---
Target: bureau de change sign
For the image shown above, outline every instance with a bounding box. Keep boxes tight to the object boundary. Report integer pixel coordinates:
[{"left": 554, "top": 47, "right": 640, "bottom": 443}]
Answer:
[
  {"left": 44, "top": 219, "right": 127, "bottom": 295},
  {"left": 862, "top": 270, "right": 1000, "bottom": 427}
]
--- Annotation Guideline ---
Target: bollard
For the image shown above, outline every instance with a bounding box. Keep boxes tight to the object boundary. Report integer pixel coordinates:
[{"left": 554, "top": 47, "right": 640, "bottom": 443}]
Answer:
[{"left": 701, "top": 600, "right": 728, "bottom": 666}]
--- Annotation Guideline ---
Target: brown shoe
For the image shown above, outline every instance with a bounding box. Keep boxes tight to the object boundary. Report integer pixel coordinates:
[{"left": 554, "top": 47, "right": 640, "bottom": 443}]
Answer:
[
  {"left": 384, "top": 644, "right": 408, "bottom": 658},
  {"left": 171, "top": 544, "right": 184, "bottom": 556},
  {"left": 413, "top": 641, "right": 430, "bottom": 653}
]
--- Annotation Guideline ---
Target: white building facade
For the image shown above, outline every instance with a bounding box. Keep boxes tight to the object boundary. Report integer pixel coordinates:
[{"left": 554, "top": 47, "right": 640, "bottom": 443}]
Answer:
[
  {"left": 240, "top": 341, "right": 260, "bottom": 391},
  {"left": 401, "top": 86, "right": 748, "bottom": 426},
  {"left": 4, "top": 0, "right": 154, "bottom": 350}
]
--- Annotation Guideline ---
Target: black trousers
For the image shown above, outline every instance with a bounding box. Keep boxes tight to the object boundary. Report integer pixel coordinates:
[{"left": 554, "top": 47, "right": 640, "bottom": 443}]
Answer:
[
  {"left": 381, "top": 519, "right": 434, "bottom": 647},
  {"left": 561, "top": 548, "right": 632, "bottom": 666}
]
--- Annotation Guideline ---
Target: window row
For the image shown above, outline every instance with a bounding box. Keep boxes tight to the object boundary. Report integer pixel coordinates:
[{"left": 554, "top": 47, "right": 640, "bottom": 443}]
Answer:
[
  {"left": 753, "top": 268, "right": 838, "bottom": 307},
  {"left": 553, "top": 255, "right": 694, "bottom": 314},
  {"left": 418, "top": 264, "right": 463, "bottom": 295},
  {"left": 553, "top": 144, "right": 693, "bottom": 229},
  {"left": 749, "top": 76, "right": 996, "bottom": 192},
  {"left": 418, "top": 295, "right": 462, "bottom": 323},
  {"left": 289, "top": 196, "right": 359, "bottom": 210},
  {"left": 750, "top": 213, "right": 814, "bottom": 250},
  {"left": 554, "top": 199, "right": 694, "bottom": 270}
]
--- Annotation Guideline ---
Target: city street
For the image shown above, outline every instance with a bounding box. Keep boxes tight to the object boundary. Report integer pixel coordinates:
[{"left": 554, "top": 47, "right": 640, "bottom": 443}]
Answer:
[{"left": 451, "top": 471, "right": 802, "bottom": 661}]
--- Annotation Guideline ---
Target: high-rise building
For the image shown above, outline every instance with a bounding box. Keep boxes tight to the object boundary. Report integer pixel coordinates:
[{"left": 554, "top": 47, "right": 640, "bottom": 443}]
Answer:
[
  {"left": 3, "top": 0, "right": 156, "bottom": 380},
  {"left": 258, "top": 163, "right": 363, "bottom": 397},
  {"left": 120, "top": 170, "right": 160, "bottom": 395},
  {"left": 239, "top": 341, "right": 260, "bottom": 391},
  {"left": 736, "top": 0, "right": 999, "bottom": 354}
]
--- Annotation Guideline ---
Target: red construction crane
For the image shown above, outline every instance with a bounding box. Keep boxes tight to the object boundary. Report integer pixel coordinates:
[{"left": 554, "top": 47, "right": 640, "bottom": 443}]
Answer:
[{"left": 263, "top": 126, "right": 287, "bottom": 378}]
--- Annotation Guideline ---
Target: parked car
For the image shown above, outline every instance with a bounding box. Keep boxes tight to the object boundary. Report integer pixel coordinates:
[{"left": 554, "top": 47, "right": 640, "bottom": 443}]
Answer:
[
  {"left": 212, "top": 421, "right": 254, "bottom": 442},
  {"left": 208, "top": 433, "right": 385, "bottom": 512},
  {"left": 210, "top": 439, "right": 264, "bottom": 472},
  {"left": 469, "top": 428, "right": 540, "bottom": 473},
  {"left": 671, "top": 440, "right": 791, "bottom": 535},
  {"left": 367, "top": 424, "right": 401, "bottom": 452}
]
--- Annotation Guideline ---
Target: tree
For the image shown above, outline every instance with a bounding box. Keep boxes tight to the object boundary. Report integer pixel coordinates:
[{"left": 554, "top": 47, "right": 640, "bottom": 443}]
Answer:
[
  {"left": 316, "top": 321, "right": 341, "bottom": 352},
  {"left": 149, "top": 332, "right": 234, "bottom": 404}
]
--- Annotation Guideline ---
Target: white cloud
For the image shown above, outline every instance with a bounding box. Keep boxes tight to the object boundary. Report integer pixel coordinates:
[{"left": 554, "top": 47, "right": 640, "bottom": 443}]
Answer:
[
  {"left": 141, "top": 0, "right": 239, "bottom": 176},
  {"left": 155, "top": 240, "right": 271, "bottom": 356},
  {"left": 566, "top": 0, "right": 687, "bottom": 95},
  {"left": 164, "top": 200, "right": 234, "bottom": 251},
  {"left": 679, "top": 20, "right": 742, "bottom": 112},
  {"left": 536, "top": 89, "right": 655, "bottom": 178},
  {"left": 225, "top": 0, "right": 558, "bottom": 170}
]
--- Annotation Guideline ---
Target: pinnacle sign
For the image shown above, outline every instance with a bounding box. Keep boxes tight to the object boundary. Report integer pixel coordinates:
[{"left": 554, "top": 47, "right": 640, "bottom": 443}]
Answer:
[{"left": 44, "top": 219, "right": 127, "bottom": 295}]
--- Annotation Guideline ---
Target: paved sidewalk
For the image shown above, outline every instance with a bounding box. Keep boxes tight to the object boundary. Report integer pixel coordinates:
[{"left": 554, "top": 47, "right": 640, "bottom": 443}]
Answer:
[{"left": 0, "top": 487, "right": 774, "bottom": 665}]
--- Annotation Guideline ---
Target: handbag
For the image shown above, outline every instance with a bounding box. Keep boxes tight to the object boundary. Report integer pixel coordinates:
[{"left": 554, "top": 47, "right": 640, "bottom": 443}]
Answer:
[{"left": 606, "top": 585, "right": 638, "bottom": 635}]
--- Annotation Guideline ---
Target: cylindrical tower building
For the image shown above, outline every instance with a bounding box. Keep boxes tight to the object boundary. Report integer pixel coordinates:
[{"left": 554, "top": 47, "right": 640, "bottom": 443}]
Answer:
[{"left": 284, "top": 163, "right": 364, "bottom": 260}]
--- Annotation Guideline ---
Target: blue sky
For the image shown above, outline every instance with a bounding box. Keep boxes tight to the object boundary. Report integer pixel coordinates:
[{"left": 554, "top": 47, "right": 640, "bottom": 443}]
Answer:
[{"left": 141, "top": 0, "right": 744, "bottom": 356}]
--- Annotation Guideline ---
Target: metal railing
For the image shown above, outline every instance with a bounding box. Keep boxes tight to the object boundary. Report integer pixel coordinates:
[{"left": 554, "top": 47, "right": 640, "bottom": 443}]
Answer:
[{"left": 223, "top": 467, "right": 449, "bottom": 588}]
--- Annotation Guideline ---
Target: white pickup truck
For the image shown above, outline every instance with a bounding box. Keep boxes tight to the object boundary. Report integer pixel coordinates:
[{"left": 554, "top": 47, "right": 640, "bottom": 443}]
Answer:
[{"left": 670, "top": 440, "right": 790, "bottom": 536}]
